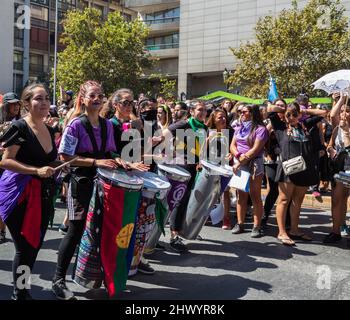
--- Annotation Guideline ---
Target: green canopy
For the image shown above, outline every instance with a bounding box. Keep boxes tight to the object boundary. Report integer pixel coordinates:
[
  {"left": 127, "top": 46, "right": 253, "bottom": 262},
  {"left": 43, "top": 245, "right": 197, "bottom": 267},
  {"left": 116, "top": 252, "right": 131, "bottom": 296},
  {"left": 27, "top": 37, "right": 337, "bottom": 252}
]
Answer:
[{"left": 198, "top": 91, "right": 332, "bottom": 105}]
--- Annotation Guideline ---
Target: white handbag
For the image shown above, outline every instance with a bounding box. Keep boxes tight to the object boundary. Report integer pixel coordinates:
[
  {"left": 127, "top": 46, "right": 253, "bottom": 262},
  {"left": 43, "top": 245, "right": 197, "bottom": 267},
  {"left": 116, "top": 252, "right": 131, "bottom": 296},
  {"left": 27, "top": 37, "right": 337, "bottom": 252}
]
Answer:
[{"left": 282, "top": 136, "right": 307, "bottom": 176}]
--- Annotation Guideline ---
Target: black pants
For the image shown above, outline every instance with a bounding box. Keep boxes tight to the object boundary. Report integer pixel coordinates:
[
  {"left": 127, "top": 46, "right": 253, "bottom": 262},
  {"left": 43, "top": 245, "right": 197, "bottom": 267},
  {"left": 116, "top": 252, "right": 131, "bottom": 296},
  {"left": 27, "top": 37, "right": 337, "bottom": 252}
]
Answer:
[
  {"left": 54, "top": 175, "right": 94, "bottom": 281},
  {"left": 54, "top": 219, "right": 86, "bottom": 281},
  {"left": 170, "top": 164, "right": 197, "bottom": 232},
  {"left": 6, "top": 181, "right": 53, "bottom": 295}
]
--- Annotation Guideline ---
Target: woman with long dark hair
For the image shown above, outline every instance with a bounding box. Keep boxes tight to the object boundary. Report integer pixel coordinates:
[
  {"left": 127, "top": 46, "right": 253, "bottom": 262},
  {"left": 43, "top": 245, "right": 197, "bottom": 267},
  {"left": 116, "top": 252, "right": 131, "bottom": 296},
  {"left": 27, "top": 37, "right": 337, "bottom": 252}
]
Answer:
[
  {"left": 230, "top": 104, "right": 268, "bottom": 238},
  {"left": 268, "top": 102, "right": 326, "bottom": 245}
]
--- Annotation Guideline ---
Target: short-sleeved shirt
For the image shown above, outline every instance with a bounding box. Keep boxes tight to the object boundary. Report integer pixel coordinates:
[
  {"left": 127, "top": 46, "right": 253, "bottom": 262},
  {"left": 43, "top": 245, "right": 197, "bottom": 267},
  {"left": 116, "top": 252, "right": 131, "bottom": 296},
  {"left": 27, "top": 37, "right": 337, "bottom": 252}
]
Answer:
[
  {"left": 234, "top": 122, "right": 268, "bottom": 157},
  {"left": 3, "top": 119, "right": 58, "bottom": 167},
  {"left": 59, "top": 117, "right": 116, "bottom": 156}
]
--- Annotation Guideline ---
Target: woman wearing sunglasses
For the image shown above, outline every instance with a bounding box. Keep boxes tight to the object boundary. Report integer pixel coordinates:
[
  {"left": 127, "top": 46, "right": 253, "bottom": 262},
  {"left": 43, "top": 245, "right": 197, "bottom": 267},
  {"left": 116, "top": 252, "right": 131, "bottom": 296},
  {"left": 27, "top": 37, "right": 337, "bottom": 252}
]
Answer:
[
  {"left": 230, "top": 105, "right": 268, "bottom": 238},
  {"left": 52, "top": 81, "right": 128, "bottom": 300},
  {"left": 268, "top": 102, "right": 327, "bottom": 245}
]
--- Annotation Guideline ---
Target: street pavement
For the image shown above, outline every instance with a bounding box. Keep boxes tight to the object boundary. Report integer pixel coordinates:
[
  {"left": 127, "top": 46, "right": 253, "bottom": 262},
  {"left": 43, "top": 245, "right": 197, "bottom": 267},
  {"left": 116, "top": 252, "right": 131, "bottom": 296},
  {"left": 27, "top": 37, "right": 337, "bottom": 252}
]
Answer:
[{"left": 1, "top": 201, "right": 350, "bottom": 300}]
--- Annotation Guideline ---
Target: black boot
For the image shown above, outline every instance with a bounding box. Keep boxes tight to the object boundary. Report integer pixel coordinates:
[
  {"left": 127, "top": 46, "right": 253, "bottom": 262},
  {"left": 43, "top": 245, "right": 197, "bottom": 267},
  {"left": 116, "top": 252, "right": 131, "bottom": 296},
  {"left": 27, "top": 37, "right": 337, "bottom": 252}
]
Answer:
[{"left": 11, "top": 289, "right": 33, "bottom": 300}]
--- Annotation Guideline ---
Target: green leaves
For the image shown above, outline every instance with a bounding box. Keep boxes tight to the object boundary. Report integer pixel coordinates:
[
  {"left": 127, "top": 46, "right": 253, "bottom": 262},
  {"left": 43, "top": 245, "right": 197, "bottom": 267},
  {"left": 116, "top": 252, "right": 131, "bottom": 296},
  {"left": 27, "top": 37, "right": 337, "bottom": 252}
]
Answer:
[
  {"left": 54, "top": 8, "right": 152, "bottom": 97},
  {"left": 228, "top": 0, "right": 350, "bottom": 99}
]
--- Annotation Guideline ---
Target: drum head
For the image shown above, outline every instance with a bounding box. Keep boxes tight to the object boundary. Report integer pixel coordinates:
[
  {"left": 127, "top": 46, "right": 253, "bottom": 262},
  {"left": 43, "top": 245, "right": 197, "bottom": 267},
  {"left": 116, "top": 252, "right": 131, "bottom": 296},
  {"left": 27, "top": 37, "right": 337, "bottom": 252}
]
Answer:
[
  {"left": 157, "top": 164, "right": 191, "bottom": 181},
  {"left": 200, "top": 160, "right": 233, "bottom": 177},
  {"left": 132, "top": 171, "right": 171, "bottom": 193},
  {"left": 97, "top": 168, "right": 143, "bottom": 190}
]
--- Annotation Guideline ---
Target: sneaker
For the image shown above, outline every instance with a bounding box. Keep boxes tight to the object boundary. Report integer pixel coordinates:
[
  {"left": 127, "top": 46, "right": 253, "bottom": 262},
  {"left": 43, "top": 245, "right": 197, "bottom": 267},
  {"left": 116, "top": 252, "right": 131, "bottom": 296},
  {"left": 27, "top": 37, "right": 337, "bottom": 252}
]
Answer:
[
  {"left": 251, "top": 226, "right": 263, "bottom": 238},
  {"left": 312, "top": 191, "right": 321, "bottom": 198},
  {"left": 11, "top": 289, "right": 33, "bottom": 300},
  {"left": 341, "top": 225, "right": 350, "bottom": 236},
  {"left": 58, "top": 224, "right": 69, "bottom": 235},
  {"left": 231, "top": 223, "right": 244, "bottom": 234},
  {"left": 138, "top": 261, "right": 155, "bottom": 275},
  {"left": 0, "top": 230, "right": 6, "bottom": 244},
  {"left": 52, "top": 279, "right": 76, "bottom": 300},
  {"left": 169, "top": 236, "right": 188, "bottom": 253},
  {"left": 323, "top": 232, "right": 342, "bottom": 244},
  {"left": 155, "top": 242, "right": 166, "bottom": 251}
]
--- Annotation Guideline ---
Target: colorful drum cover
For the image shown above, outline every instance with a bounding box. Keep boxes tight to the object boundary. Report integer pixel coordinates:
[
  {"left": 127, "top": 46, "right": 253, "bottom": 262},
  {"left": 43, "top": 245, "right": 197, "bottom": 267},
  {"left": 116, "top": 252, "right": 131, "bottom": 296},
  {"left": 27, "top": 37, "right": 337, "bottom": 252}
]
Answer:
[
  {"left": 74, "top": 178, "right": 141, "bottom": 298},
  {"left": 127, "top": 171, "right": 171, "bottom": 276}
]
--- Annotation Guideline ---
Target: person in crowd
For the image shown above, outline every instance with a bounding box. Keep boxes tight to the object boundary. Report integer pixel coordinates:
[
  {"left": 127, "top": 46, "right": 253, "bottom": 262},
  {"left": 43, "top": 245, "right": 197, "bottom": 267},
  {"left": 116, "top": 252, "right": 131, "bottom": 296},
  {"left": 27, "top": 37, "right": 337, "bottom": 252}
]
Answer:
[
  {"left": 157, "top": 104, "right": 172, "bottom": 131},
  {"left": 101, "top": 89, "right": 154, "bottom": 274},
  {"left": 0, "top": 83, "right": 58, "bottom": 299},
  {"left": 324, "top": 93, "right": 350, "bottom": 243},
  {"left": 267, "top": 102, "right": 327, "bottom": 245},
  {"left": 164, "top": 100, "right": 207, "bottom": 252},
  {"left": 262, "top": 98, "right": 287, "bottom": 225},
  {"left": 0, "top": 92, "right": 23, "bottom": 244},
  {"left": 221, "top": 99, "right": 236, "bottom": 124},
  {"left": 52, "top": 80, "right": 127, "bottom": 300},
  {"left": 318, "top": 104, "right": 333, "bottom": 192},
  {"left": 156, "top": 95, "right": 166, "bottom": 106},
  {"left": 230, "top": 104, "right": 268, "bottom": 238},
  {"left": 173, "top": 102, "right": 189, "bottom": 123},
  {"left": 206, "top": 108, "right": 234, "bottom": 230}
]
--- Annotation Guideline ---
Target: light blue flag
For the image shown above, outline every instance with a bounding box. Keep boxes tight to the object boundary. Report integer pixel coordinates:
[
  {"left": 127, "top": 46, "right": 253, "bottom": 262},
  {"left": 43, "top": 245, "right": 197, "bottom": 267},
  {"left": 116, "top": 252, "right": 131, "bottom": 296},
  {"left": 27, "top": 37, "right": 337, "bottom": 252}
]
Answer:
[{"left": 268, "top": 76, "right": 278, "bottom": 102}]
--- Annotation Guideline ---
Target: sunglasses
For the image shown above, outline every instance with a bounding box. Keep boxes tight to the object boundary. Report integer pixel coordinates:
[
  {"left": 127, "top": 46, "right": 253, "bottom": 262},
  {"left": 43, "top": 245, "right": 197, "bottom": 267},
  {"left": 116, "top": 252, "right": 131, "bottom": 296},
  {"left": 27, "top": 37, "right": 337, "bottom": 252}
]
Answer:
[
  {"left": 119, "top": 100, "right": 134, "bottom": 107},
  {"left": 276, "top": 104, "right": 286, "bottom": 107},
  {"left": 86, "top": 93, "right": 104, "bottom": 100},
  {"left": 286, "top": 111, "right": 299, "bottom": 118},
  {"left": 241, "top": 110, "right": 250, "bottom": 114}
]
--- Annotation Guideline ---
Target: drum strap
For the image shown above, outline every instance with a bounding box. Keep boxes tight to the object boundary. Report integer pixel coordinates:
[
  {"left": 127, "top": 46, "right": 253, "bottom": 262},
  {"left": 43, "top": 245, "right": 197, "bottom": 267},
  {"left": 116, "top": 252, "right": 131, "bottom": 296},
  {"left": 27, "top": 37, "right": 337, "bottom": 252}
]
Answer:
[{"left": 79, "top": 114, "right": 107, "bottom": 159}]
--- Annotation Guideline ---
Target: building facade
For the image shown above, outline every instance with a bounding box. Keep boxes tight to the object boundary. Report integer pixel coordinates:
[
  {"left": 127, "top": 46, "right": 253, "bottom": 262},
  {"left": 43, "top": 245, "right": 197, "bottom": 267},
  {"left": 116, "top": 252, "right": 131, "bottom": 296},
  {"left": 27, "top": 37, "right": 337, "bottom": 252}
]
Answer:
[{"left": 2, "top": 0, "right": 350, "bottom": 97}]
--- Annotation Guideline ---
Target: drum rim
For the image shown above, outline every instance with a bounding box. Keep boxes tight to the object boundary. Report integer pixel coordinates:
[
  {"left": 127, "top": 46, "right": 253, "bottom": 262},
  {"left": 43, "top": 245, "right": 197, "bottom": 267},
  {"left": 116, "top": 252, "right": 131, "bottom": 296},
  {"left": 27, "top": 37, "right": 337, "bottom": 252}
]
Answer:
[
  {"left": 97, "top": 173, "right": 143, "bottom": 190},
  {"left": 132, "top": 171, "right": 172, "bottom": 191},
  {"left": 200, "top": 160, "right": 233, "bottom": 176},
  {"left": 157, "top": 164, "right": 191, "bottom": 179}
]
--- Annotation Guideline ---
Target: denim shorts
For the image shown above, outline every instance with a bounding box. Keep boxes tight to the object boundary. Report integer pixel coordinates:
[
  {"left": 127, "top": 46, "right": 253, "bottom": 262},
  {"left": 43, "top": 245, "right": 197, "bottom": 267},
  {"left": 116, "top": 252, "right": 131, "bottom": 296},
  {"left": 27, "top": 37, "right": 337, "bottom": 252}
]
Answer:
[{"left": 234, "top": 157, "right": 264, "bottom": 178}]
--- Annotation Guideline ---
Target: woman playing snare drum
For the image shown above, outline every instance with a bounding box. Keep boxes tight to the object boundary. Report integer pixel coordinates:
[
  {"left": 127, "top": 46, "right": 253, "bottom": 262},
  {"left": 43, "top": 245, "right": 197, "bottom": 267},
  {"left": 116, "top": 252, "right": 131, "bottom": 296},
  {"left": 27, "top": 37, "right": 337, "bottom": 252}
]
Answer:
[{"left": 52, "top": 81, "right": 126, "bottom": 300}]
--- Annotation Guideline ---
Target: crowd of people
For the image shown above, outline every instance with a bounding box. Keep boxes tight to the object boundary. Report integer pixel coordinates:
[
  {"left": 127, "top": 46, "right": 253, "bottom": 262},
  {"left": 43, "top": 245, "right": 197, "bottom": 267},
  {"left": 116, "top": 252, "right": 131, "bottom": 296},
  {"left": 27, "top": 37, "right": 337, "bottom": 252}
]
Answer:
[{"left": 0, "top": 80, "right": 349, "bottom": 300}]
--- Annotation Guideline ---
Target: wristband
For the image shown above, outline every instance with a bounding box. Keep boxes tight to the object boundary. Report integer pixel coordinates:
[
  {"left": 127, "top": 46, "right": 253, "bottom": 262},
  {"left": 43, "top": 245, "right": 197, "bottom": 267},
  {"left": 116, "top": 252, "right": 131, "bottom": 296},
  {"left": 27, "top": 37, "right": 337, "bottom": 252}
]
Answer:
[{"left": 92, "top": 159, "right": 96, "bottom": 167}]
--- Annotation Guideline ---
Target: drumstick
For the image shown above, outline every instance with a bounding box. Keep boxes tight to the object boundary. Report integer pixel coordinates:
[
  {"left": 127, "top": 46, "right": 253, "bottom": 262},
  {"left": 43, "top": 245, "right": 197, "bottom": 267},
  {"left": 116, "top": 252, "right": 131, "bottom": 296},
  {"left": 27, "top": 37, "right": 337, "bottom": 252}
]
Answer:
[{"left": 54, "top": 157, "right": 79, "bottom": 172}]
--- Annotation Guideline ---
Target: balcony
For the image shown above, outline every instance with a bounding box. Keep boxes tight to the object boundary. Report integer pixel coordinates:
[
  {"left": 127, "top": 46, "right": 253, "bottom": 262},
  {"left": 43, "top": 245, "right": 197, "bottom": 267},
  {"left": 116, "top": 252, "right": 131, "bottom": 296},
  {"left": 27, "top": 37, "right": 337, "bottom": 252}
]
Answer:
[
  {"left": 146, "top": 43, "right": 179, "bottom": 59},
  {"left": 145, "top": 17, "right": 179, "bottom": 36},
  {"left": 144, "top": 17, "right": 179, "bottom": 25}
]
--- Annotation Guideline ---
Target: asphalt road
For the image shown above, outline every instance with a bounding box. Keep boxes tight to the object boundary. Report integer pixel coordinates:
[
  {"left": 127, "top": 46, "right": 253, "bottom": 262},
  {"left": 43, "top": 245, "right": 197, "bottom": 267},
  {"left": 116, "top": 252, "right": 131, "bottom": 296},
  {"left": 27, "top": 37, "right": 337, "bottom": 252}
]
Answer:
[{"left": 1, "top": 201, "right": 350, "bottom": 300}]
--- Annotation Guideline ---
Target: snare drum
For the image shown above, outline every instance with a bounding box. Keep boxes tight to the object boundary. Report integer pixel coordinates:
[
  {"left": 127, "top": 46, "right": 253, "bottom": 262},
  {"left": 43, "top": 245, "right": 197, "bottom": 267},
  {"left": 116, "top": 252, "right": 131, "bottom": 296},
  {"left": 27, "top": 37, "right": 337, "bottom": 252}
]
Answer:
[
  {"left": 74, "top": 168, "right": 143, "bottom": 298},
  {"left": 144, "top": 164, "right": 191, "bottom": 253},
  {"left": 127, "top": 171, "right": 171, "bottom": 276},
  {"left": 179, "top": 160, "right": 232, "bottom": 240}
]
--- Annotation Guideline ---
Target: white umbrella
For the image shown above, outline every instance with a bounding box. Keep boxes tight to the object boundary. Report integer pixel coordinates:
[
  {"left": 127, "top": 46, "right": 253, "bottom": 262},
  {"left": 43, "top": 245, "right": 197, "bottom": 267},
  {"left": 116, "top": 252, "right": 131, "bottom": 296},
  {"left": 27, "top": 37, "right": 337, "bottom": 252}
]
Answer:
[{"left": 312, "top": 69, "right": 350, "bottom": 95}]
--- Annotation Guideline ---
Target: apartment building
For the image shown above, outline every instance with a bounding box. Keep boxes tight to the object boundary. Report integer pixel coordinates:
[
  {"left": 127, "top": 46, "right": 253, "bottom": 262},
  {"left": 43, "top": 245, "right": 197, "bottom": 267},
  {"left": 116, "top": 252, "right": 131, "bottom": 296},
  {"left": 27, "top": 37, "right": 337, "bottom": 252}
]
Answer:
[{"left": 0, "top": 0, "right": 135, "bottom": 95}]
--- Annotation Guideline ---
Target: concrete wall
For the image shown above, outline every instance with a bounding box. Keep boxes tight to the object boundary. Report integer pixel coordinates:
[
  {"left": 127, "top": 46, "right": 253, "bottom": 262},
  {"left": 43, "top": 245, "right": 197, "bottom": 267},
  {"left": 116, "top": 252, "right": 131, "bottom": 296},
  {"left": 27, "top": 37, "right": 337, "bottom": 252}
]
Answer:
[
  {"left": 0, "top": 0, "right": 15, "bottom": 94},
  {"left": 178, "top": 0, "right": 350, "bottom": 97}
]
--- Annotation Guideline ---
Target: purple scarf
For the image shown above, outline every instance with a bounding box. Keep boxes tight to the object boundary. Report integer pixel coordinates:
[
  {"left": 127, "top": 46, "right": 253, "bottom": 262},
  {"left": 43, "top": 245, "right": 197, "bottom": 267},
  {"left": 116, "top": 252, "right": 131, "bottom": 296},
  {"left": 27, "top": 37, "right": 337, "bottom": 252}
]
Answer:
[
  {"left": 0, "top": 170, "right": 31, "bottom": 222},
  {"left": 236, "top": 120, "right": 252, "bottom": 139}
]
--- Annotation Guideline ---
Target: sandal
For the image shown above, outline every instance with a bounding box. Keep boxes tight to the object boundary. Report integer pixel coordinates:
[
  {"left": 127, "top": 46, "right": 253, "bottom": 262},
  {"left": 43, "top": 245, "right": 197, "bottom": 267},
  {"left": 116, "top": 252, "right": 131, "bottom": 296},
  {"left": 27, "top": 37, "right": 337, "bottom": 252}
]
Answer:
[
  {"left": 289, "top": 233, "right": 312, "bottom": 241},
  {"left": 277, "top": 235, "right": 295, "bottom": 246}
]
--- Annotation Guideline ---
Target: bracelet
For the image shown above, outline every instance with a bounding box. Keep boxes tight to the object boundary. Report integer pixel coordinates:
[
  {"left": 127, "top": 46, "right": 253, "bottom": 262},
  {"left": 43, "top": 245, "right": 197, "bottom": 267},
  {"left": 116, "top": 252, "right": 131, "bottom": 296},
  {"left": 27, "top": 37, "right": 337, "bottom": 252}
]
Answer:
[
  {"left": 235, "top": 152, "right": 242, "bottom": 159},
  {"left": 92, "top": 159, "right": 96, "bottom": 167}
]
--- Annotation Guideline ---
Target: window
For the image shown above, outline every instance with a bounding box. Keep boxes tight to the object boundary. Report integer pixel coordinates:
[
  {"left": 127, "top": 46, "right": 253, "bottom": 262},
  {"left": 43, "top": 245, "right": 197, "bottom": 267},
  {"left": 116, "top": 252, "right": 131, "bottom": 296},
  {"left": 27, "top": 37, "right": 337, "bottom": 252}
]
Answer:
[
  {"left": 30, "top": 4, "right": 49, "bottom": 20},
  {"left": 13, "top": 74, "right": 24, "bottom": 96},
  {"left": 13, "top": 51, "right": 23, "bottom": 71},
  {"left": 14, "top": 27, "right": 24, "bottom": 48},
  {"left": 30, "top": 54, "right": 44, "bottom": 73},
  {"left": 144, "top": 7, "right": 180, "bottom": 24}
]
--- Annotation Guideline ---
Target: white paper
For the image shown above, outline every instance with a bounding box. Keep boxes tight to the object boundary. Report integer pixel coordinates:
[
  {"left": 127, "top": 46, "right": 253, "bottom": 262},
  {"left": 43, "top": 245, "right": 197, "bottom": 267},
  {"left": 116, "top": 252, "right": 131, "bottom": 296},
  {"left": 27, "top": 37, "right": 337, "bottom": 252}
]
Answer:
[
  {"left": 209, "top": 203, "right": 224, "bottom": 225},
  {"left": 228, "top": 170, "right": 250, "bottom": 192}
]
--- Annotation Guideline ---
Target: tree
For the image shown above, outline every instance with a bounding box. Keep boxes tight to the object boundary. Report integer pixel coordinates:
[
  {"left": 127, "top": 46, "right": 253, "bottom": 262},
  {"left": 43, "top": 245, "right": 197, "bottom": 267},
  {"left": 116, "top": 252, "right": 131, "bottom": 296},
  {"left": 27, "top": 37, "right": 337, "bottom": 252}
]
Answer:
[
  {"left": 227, "top": 0, "right": 350, "bottom": 99},
  {"left": 54, "top": 8, "right": 153, "bottom": 97},
  {"left": 159, "top": 77, "right": 177, "bottom": 100}
]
